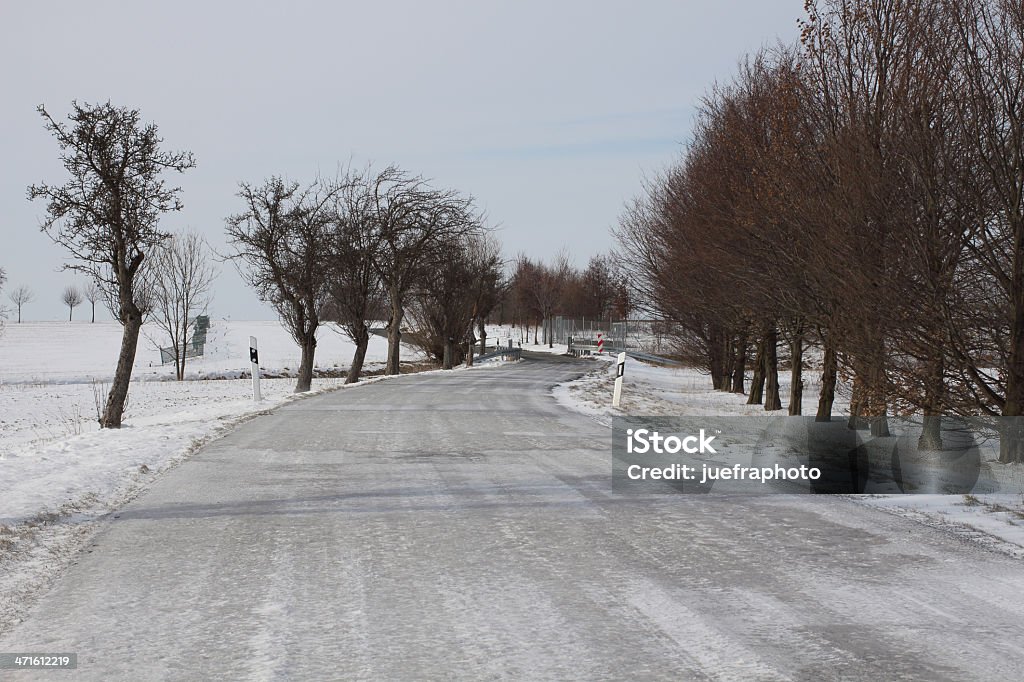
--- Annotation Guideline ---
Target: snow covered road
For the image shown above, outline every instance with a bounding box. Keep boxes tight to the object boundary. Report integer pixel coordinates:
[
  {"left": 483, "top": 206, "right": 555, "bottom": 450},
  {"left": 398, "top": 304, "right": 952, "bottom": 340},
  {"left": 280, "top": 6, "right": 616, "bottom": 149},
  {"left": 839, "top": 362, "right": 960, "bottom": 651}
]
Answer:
[{"left": 2, "top": 353, "right": 1023, "bottom": 680}]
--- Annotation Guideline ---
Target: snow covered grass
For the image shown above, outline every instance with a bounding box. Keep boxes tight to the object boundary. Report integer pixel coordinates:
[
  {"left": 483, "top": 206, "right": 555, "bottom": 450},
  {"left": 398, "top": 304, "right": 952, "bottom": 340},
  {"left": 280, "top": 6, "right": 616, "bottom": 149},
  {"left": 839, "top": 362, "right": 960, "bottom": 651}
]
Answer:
[
  {"left": 0, "top": 320, "right": 415, "bottom": 384},
  {"left": 555, "top": 353, "right": 1024, "bottom": 556},
  {"left": 0, "top": 319, "right": 433, "bottom": 456}
]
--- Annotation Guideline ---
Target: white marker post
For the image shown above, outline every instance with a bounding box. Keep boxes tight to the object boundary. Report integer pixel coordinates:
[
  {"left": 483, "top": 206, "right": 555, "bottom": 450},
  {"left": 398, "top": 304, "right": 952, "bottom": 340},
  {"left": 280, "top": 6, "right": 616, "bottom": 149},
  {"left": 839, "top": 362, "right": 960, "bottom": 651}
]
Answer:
[
  {"left": 612, "top": 352, "right": 626, "bottom": 407},
  {"left": 249, "top": 335, "right": 262, "bottom": 402}
]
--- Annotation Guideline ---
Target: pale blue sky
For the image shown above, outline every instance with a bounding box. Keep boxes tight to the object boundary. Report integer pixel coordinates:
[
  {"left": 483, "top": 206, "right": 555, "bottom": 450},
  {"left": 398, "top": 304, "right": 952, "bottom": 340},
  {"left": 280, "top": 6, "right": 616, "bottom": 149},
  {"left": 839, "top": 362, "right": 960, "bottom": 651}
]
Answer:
[{"left": 1, "top": 1, "right": 802, "bottom": 321}]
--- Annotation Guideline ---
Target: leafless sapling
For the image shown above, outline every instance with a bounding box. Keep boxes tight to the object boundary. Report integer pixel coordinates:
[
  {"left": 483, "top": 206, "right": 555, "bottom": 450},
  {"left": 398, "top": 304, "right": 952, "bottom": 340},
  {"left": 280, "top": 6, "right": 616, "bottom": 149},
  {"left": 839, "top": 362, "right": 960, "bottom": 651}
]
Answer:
[
  {"left": 149, "top": 232, "right": 216, "bottom": 380},
  {"left": 8, "top": 285, "right": 34, "bottom": 324},
  {"left": 62, "top": 284, "right": 83, "bottom": 321}
]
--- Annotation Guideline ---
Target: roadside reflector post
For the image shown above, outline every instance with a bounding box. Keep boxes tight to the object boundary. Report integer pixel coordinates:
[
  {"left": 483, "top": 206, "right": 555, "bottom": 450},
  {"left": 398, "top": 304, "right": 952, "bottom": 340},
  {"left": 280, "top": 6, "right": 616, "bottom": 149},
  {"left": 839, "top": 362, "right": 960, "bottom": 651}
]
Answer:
[
  {"left": 612, "top": 352, "right": 626, "bottom": 408},
  {"left": 250, "top": 335, "right": 262, "bottom": 402},
  {"left": 598, "top": 333, "right": 604, "bottom": 354}
]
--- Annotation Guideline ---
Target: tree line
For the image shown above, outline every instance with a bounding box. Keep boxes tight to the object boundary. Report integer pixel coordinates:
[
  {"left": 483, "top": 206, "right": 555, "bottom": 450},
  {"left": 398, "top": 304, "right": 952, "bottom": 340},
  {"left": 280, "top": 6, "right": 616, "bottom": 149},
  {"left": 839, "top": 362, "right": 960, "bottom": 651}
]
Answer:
[
  {"left": 494, "top": 252, "right": 630, "bottom": 347},
  {"left": 224, "top": 166, "right": 502, "bottom": 391},
  {"left": 25, "top": 101, "right": 509, "bottom": 427},
  {"left": 616, "top": 0, "right": 1024, "bottom": 460}
]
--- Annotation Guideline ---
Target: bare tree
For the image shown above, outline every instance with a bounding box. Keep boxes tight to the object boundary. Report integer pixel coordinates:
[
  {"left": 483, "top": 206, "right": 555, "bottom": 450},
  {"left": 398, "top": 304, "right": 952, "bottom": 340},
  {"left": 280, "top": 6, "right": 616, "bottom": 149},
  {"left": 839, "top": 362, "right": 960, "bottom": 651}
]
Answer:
[
  {"left": 149, "top": 232, "right": 216, "bottom": 380},
  {"left": 8, "top": 285, "right": 34, "bottom": 323},
  {"left": 510, "top": 256, "right": 544, "bottom": 344},
  {"left": 467, "top": 235, "right": 505, "bottom": 358},
  {"left": 514, "top": 252, "right": 571, "bottom": 348},
  {"left": 366, "top": 166, "right": 482, "bottom": 374},
  {"left": 28, "top": 101, "right": 195, "bottom": 428},
  {"left": 407, "top": 237, "right": 478, "bottom": 369},
  {"left": 941, "top": 0, "right": 1024, "bottom": 461},
  {"left": 226, "top": 177, "right": 339, "bottom": 392},
  {"left": 83, "top": 280, "right": 101, "bottom": 323},
  {"left": 406, "top": 233, "right": 502, "bottom": 369},
  {"left": 62, "top": 284, "right": 83, "bottom": 321},
  {"left": 325, "top": 168, "right": 384, "bottom": 384}
]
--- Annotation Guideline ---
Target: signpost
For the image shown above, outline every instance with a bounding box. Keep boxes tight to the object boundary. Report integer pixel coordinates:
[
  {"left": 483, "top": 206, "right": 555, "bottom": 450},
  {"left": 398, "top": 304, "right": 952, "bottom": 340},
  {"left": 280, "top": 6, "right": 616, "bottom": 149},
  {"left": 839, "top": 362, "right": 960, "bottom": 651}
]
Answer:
[
  {"left": 249, "top": 336, "right": 262, "bottom": 402},
  {"left": 613, "top": 352, "right": 625, "bottom": 407}
]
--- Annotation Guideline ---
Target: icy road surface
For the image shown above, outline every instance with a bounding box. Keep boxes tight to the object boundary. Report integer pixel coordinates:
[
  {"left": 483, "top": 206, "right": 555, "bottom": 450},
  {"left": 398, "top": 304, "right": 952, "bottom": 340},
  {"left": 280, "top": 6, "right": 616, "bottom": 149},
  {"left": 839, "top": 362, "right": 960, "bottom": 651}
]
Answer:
[{"left": 2, "top": 353, "right": 1024, "bottom": 680}]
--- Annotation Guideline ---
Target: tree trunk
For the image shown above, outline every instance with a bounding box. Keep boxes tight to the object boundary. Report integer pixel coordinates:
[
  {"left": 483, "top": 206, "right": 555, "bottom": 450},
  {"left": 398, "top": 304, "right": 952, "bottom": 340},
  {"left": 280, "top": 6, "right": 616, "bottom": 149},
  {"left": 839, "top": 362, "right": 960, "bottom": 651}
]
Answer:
[
  {"left": 764, "top": 328, "right": 782, "bottom": 411},
  {"left": 100, "top": 312, "right": 144, "bottom": 428},
  {"left": 443, "top": 338, "right": 454, "bottom": 370},
  {"left": 848, "top": 339, "right": 889, "bottom": 436},
  {"left": 91, "top": 302, "right": 95, "bottom": 323},
  {"left": 346, "top": 326, "right": 370, "bottom": 384},
  {"left": 386, "top": 294, "right": 403, "bottom": 375},
  {"left": 709, "top": 327, "right": 727, "bottom": 390},
  {"left": 848, "top": 364, "right": 868, "bottom": 430},
  {"left": 721, "top": 333, "right": 736, "bottom": 392},
  {"left": 789, "top": 332, "right": 803, "bottom": 416},
  {"left": 918, "top": 353, "right": 944, "bottom": 450},
  {"left": 731, "top": 333, "right": 747, "bottom": 394},
  {"left": 478, "top": 319, "right": 487, "bottom": 354},
  {"left": 466, "top": 337, "right": 474, "bottom": 367},
  {"left": 816, "top": 337, "right": 837, "bottom": 422},
  {"left": 747, "top": 335, "right": 766, "bottom": 405},
  {"left": 1000, "top": 217, "right": 1024, "bottom": 461},
  {"left": 867, "top": 355, "right": 890, "bottom": 437},
  {"left": 295, "top": 334, "right": 317, "bottom": 392}
]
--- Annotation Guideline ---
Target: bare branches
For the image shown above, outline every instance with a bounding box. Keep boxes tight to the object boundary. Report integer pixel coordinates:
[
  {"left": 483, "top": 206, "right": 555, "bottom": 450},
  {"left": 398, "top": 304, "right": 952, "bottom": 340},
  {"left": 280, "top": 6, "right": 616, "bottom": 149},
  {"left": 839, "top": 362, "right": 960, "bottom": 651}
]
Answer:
[
  {"left": 7, "top": 285, "right": 34, "bottom": 323},
  {"left": 61, "top": 284, "right": 83, "bottom": 321},
  {"left": 365, "top": 165, "right": 485, "bottom": 374},
  {"left": 149, "top": 233, "right": 216, "bottom": 380},
  {"left": 225, "top": 176, "right": 339, "bottom": 392},
  {"left": 615, "top": 0, "right": 1024, "bottom": 449},
  {"left": 28, "top": 101, "right": 195, "bottom": 428},
  {"left": 406, "top": 233, "right": 504, "bottom": 367},
  {"left": 82, "top": 281, "right": 100, "bottom": 322}
]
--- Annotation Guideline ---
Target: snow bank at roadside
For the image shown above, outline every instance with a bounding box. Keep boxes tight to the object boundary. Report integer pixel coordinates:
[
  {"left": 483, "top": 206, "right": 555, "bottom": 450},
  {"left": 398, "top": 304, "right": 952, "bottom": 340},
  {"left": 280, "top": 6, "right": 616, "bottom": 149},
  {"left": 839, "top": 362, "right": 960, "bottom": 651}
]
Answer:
[
  {"left": 554, "top": 354, "right": 1024, "bottom": 556},
  {"left": 0, "top": 364, "right": 459, "bottom": 635}
]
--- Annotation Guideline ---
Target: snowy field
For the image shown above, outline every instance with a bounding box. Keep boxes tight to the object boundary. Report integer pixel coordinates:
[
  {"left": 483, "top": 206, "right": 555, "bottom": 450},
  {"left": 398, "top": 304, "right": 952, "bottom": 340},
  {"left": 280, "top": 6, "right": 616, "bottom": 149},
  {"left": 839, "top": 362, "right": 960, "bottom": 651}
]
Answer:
[
  {"left": 555, "top": 351, "right": 1024, "bottom": 557},
  {"left": 0, "top": 319, "right": 407, "bottom": 384},
  {"left": 0, "top": 320, "right": 433, "bottom": 455}
]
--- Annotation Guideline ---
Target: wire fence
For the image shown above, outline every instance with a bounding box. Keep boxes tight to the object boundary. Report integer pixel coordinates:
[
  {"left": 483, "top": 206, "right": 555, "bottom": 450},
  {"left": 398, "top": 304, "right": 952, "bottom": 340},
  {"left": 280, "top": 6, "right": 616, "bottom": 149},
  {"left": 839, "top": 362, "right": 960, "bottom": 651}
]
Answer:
[{"left": 548, "top": 317, "right": 675, "bottom": 354}]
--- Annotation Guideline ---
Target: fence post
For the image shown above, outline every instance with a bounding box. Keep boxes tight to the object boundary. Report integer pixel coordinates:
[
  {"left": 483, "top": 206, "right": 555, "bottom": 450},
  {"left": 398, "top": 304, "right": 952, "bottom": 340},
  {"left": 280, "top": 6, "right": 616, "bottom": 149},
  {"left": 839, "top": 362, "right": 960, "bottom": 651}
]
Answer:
[{"left": 250, "top": 335, "right": 262, "bottom": 402}]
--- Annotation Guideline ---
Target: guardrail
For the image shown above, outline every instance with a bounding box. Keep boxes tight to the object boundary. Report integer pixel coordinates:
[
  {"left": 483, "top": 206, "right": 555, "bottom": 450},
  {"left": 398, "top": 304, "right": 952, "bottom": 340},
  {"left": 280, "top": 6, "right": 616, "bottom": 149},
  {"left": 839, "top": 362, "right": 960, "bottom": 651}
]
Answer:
[
  {"left": 620, "top": 349, "right": 685, "bottom": 367},
  {"left": 475, "top": 347, "right": 522, "bottom": 363},
  {"left": 567, "top": 338, "right": 684, "bottom": 367}
]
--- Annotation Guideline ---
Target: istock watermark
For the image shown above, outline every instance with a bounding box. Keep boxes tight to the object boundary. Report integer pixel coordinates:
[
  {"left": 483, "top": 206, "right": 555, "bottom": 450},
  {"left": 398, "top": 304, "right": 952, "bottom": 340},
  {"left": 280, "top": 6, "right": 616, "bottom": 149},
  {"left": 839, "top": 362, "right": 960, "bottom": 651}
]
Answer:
[
  {"left": 626, "top": 428, "right": 718, "bottom": 454},
  {"left": 611, "top": 416, "right": 1001, "bottom": 495}
]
